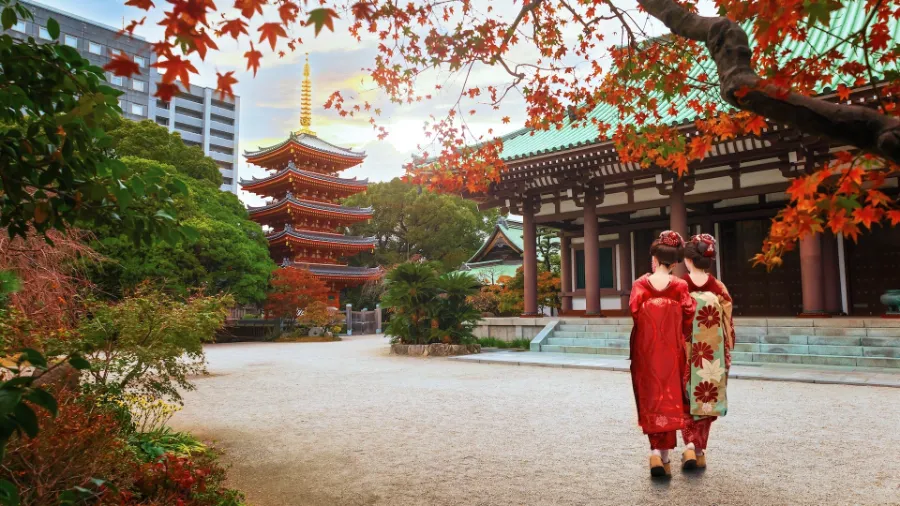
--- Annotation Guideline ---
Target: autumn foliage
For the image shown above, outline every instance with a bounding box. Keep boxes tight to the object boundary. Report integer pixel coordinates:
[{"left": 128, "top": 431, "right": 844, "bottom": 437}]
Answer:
[
  {"left": 116, "top": 0, "right": 900, "bottom": 267},
  {"left": 264, "top": 268, "right": 329, "bottom": 319}
]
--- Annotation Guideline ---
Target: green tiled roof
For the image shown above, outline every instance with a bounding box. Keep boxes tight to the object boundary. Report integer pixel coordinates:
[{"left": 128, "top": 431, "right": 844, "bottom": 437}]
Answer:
[
  {"left": 497, "top": 0, "right": 899, "bottom": 161},
  {"left": 460, "top": 262, "right": 521, "bottom": 284},
  {"left": 466, "top": 217, "right": 525, "bottom": 263}
]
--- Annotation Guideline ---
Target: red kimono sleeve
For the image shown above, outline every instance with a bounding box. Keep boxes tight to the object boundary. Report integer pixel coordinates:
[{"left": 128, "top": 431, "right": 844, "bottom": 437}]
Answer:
[{"left": 679, "top": 282, "right": 696, "bottom": 342}]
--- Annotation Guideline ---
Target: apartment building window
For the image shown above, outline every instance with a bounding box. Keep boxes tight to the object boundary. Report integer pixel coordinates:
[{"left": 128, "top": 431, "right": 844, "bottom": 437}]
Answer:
[
  {"left": 183, "top": 140, "right": 202, "bottom": 148},
  {"left": 109, "top": 48, "right": 125, "bottom": 58},
  {"left": 209, "top": 128, "right": 234, "bottom": 141},
  {"left": 156, "top": 100, "right": 170, "bottom": 110},
  {"left": 39, "top": 26, "right": 51, "bottom": 40},
  {"left": 177, "top": 93, "right": 204, "bottom": 104},
  {"left": 117, "top": 99, "right": 124, "bottom": 110},
  {"left": 132, "top": 80, "right": 146, "bottom": 92},
  {"left": 156, "top": 117, "right": 169, "bottom": 127},
  {"left": 63, "top": 34, "right": 78, "bottom": 48},
  {"left": 88, "top": 41, "right": 103, "bottom": 55},
  {"left": 174, "top": 106, "right": 203, "bottom": 119},
  {"left": 209, "top": 144, "right": 233, "bottom": 156},
  {"left": 134, "top": 55, "right": 147, "bottom": 68},
  {"left": 131, "top": 103, "right": 145, "bottom": 116},
  {"left": 210, "top": 99, "right": 235, "bottom": 111},
  {"left": 222, "top": 177, "right": 234, "bottom": 186},
  {"left": 210, "top": 113, "right": 234, "bottom": 126},
  {"left": 110, "top": 75, "right": 124, "bottom": 87},
  {"left": 12, "top": 20, "right": 26, "bottom": 33},
  {"left": 174, "top": 122, "right": 203, "bottom": 135},
  {"left": 216, "top": 161, "right": 234, "bottom": 170}
]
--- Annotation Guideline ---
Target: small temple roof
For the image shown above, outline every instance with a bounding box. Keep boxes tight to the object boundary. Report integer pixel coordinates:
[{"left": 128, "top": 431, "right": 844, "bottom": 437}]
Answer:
[
  {"left": 281, "top": 260, "right": 383, "bottom": 278},
  {"left": 240, "top": 161, "right": 369, "bottom": 188},
  {"left": 267, "top": 225, "right": 376, "bottom": 246},
  {"left": 465, "top": 216, "right": 525, "bottom": 264},
  {"left": 244, "top": 132, "right": 366, "bottom": 160},
  {"left": 472, "top": 1, "right": 900, "bottom": 163},
  {"left": 248, "top": 191, "right": 373, "bottom": 216}
]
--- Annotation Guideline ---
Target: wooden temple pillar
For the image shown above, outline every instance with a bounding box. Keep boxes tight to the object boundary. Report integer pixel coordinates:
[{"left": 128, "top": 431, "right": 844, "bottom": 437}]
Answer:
[
  {"left": 799, "top": 234, "right": 829, "bottom": 317},
  {"left": 618, "top": 233, "right": 632, "bottom": 311},
  {"left": 559, "top": 234, "right": 573, "bottom": 313},
  {"left": 521, "top": 199, "right": 539, "bottom": 316},
  {"left": 669, "top": 179, "right": 688, "bottom": 275},
  {"left": 583, "top": 190, "right": 603, "bottom": 316},
  {"left": 821, "top": 231, "right": 843, "bottom": 314}
]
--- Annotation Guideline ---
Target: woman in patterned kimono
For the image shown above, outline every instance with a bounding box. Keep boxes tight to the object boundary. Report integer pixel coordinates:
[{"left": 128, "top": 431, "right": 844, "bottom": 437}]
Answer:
[
  {"left": 629, "top": 231, "right": 696, "bottom": 477},
  {"left": 679, "top": 233, "right": 735, "bottom": 470}
]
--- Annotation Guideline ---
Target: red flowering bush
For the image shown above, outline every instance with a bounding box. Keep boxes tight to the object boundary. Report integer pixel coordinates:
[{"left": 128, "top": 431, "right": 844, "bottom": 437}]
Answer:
[
  {"left": 119, "top": 452, "right": 245, "bottom": 506},
  {"left": 0, "top": 387, "right": 137, "bottom": 505}
]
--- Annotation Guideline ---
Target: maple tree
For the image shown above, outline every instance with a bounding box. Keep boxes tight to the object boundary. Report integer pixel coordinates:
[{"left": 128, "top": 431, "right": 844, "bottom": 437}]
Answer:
[
  {"left": 264, "top": 268, "right": 330, "bottom": 319},
  {"left": 116, "top": 0, "right": 900, "bottom": 267}
]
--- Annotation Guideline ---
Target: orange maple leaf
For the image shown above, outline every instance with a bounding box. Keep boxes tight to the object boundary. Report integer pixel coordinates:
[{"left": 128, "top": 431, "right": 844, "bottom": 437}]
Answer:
[
  {"left": 258, "top": 22, "right": 287, "bottom": 51},
  {"left": 103, "top": 52, "right": 141, "bottom": 77},
  {"left": 352, "top": 1, "right": 375, "bottom": 20},
  {"left": 836, "top": 84, "right": 851, "bottom": 101},
  {"left": 235, "top": 0, "right": 266, "bottom": 19},
  {"left": 853, "top": 206, "right": 883, "bottom": 229},
  {"left": 219, "top": 18, "right": 249, "bottom": 39},
  {"left": 244, "top": 42, "right": 262, "bottom": 76},
  {"left": 501, "top": 116, "right": 510, "bottom": 124},
  {"left": 826, "top": 209, "right": 849, "bottom": 234},
  {"left": 744, "top": 115, "right": 767, "bottom": 136},
  {"left": 688, "top": 135, "right": 713, "bottom": 161},
  {"left": 124, "top": 0, "right": 154, "bottom": 9},
  {"left": 216, "top": 71, "right": 238, "bottom": 100},
  {"left": 866, "top": 189, "right": 892, "bottom": 207},
  {"left": 887, "top": 209, "right": 900, "bottom": 226},
  {"left": 278, "top": 1, "right": 300, "bottom": 24},
  {"left": 152, "top": 55, "right": 198, "bottom": 88},
  {"left": 786, "top": 175, "right": 819, "bottom": 201}
]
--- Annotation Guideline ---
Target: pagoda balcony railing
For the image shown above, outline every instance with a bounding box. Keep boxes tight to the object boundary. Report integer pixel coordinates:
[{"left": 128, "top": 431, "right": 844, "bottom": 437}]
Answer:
[{"left": 250, "top": 192, "right": 373, "bottom": 215}]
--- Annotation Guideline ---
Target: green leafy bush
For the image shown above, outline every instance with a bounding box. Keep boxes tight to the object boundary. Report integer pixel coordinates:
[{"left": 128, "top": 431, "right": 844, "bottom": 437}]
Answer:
[{"left": 382, "top": 263, "right": 481, "bottom": 344}]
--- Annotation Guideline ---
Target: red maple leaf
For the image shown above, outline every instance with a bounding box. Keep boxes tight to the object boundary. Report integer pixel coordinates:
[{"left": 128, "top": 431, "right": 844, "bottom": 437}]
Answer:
[
  {"left": 278, "top": 1, "right": 299, "bottom": 24},
  {"left": 853, "top": 205, "right": 883, "bottom": 229},
  {"left": 103, "top": 52, "right": 141, "bottom": 77},
  {"left": 744, "top": 115, "right": 767, "bottom": 136},
  {"left": 244, "top": 42, "right": 262, "bottom": 77},
  {"left": 258, "top": 22, "right": 287, "bottom": 50},
  {"left": 216, "top": 71, "right": 238, "bottom": 100},
  {"left": 124, "top": 0, "right": 154, "bottom": 9},
  {"left": 352, "top": 1, "right": 375, "bottom": 20},
  {"left": 219, "top": 18, "right": 249, "bottom": 39},
  {"left": 836, "top": 84, "right": 851, "bottom": 101},
  {"left": 152, "top": 55, "right": 198, "bottom": 88},
  {"left": 866, "top": 189, "right": 892, "bottom": 207},
  {"left": 786, "top": 175, "right": 819, "bottom": 201},
  {"left": 887, "top": 210, "right": 900, "bottom": 226},
  {"left": 826, "top": 209, "right": 849, "bottom": 234},
  {"left": 235, "top": 0, "right": 266, "bottom": 19},
  {"left": 154, "top": 82, "right": 180, "bottom": 102}
]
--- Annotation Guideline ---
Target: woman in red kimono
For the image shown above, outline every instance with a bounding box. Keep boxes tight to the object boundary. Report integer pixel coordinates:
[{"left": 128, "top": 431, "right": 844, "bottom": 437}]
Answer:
[
  {"left": 629, "top": 231, "right": 695, "bottom": 477},
  {"left": 680, "top": 233, "right": 735, "bottom": 470}
]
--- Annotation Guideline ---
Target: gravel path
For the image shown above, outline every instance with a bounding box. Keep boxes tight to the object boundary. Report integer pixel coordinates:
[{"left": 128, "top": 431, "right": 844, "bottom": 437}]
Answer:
[{"left": 171, "top": 335, "right": 900, "bottom": 506}]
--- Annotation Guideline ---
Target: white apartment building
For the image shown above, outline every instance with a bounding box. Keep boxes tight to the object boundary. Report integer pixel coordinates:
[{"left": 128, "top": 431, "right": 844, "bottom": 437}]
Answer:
[{"left": 149, "top": 81, "right": 241, "bottom": 193}]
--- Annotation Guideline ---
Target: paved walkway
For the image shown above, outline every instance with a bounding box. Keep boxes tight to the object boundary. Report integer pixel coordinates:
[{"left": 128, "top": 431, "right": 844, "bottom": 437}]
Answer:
[
  {"left": 171, "top": 335, "right": 900, "bottom": 506},
  {"left": 451, "top": 350, "right": 900, "bottom": 388}
]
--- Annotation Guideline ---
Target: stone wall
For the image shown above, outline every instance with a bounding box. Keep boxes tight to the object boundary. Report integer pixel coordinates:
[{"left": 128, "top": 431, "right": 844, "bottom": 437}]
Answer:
[{"left": 473, "top": 317, "right": 559, "bottom": 342}]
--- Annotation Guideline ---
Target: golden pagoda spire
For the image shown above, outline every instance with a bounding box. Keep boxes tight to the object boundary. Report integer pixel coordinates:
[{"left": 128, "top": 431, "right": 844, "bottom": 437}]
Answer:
[{"left": 297, "top": 53, "right": 316, "bottom": 136}]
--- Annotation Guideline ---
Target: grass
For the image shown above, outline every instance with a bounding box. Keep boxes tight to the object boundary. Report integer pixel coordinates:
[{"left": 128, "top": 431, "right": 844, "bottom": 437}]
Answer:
[{"left": 476, "top": 337, "right": 531, "bottom": 350}]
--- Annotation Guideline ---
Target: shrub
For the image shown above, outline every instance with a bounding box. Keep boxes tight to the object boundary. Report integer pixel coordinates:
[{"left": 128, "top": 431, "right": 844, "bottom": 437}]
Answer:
[
  {"left": 382, "top": 263, "right": 481, "bottom": 345},
  {"left": 264, "top": 268, "right": 329, "bottom": 319},
  {"left": 476, "top": 337, "right": 531, "bottom": 349},
  {"left": 0, "top": 387, "right": 138, "bottom": 504},
  {"left": 122, "top": 452, "right": 246, "bottom": 506},
  {"left": 72, "top": 286, "right": 232, "bottom": 403},
  {"left": 468, "top": 284, "right": 502, "bottom": 315},
  {"left": 131, "top": 428, "right": 208, "bottom": 463}
]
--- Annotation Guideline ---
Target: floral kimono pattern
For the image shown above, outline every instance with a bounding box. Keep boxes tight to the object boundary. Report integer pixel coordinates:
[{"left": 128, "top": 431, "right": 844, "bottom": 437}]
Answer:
[{"left": 686, "top": 284, "right": 734, "bottom": 419}]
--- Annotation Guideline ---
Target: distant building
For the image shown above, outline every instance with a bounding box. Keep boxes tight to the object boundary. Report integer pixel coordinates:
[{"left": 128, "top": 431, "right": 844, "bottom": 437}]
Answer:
[
  {"left": 459, "top": 217, "right": 527, "bottom": 284},
  {"left": 5, "top": 0, "right": 152, "bottom": 123},
  {"left": 149, "top": 81, "right": 241, "bottom": 194},
  {"left": 5, "top": 0, "right": 240, "bottom": 194}
]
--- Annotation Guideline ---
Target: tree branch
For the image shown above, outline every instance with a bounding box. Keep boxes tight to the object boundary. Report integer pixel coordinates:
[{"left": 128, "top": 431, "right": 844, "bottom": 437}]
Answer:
[{"left": 638, "top": 0, "right": 900, "bottom": 164}]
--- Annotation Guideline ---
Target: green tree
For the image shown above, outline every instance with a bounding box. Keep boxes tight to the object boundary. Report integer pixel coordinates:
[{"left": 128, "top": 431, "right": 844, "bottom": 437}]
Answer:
[
  {"left": 105, "top": 119, "right": 223, "bottom": 186},
  {"left": 537, "top": 228, "right": 560, "bottom": 274},
  {"left": 343, "top": 179, "right": 498, "bottom": 271},
  {"left": 87, "top": 157, "right": 275, "bottom": 305},
  {"left": 0, "top": 3, "right": 185, "bottom": 243}
]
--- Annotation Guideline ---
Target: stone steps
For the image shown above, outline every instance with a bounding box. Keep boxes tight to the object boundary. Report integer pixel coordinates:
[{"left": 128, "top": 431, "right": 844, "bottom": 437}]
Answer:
[{"left": 536, "top": 319, "right": 900, "bottom": 368}]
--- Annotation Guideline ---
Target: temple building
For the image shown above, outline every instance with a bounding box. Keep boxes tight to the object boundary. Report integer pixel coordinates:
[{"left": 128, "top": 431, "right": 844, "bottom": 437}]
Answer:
[
  {"left": 241, "top": 55, "right": 382, "bottom": 304},
  {"left": 460, "top": 216, "right": 561, "bottom": 285},
  {"left": 460, "top": 6, "right": 900, "bottom": 318}
]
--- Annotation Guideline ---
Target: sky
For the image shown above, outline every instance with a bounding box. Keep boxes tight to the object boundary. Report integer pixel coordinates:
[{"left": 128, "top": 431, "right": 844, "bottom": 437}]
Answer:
[{"left": 34, "top": 0, "right": 700, "bottom": 205}]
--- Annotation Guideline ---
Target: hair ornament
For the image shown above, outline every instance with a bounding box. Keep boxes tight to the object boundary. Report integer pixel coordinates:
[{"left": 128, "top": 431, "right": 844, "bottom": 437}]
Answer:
[
  {"left": 691, "top": 233, "right": 717, "bottom": 258},
  {"left": 658, "top": 230, "right": 684, "bottom": 248}
]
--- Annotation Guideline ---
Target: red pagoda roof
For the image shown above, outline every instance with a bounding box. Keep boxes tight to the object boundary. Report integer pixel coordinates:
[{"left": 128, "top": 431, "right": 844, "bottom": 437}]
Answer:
[
  {"left": 267, "top": 225, "right": 376, "bottom": 248},
  {"left": 245, "top": 132, "right": 366, "bottom": 162},
  {"left": 241, "top": 161, "right": 369, "bottom": 191},
  {"left": 249, "top": 192, "right": 373, "bottom": 219},
  {"left": 281, "top": 260, "right": 383, "bottom": 280}
]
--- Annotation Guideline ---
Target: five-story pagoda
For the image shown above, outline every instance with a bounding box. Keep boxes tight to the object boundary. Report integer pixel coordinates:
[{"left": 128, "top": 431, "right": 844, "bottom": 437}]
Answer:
[{"left": 241, "top": 55, "right": 382, "bottom": 305}]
